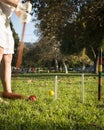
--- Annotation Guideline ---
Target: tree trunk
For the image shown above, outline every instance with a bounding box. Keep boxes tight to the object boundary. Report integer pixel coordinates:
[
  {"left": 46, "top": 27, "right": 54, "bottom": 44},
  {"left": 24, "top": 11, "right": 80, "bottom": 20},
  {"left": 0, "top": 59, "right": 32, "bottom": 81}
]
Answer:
[
  {"left": 62, "top": 60, "right": 68, "bottom": 74},
  {"left": 95, "top": 55, "right": 99, "bottom": 74},
  {"left": 55, "top": 58, "right": 58, "bottom": 72},
  {"left": 90, "top": 46, "right": 98, "bottom": 73}
]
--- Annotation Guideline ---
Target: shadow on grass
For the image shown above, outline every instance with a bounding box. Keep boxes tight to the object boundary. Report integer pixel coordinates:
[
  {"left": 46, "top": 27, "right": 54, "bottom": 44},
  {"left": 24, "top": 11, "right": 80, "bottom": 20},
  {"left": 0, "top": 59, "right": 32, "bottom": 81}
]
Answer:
[{"left": 0, "top": 120, "right": 104, "bottom": 130}]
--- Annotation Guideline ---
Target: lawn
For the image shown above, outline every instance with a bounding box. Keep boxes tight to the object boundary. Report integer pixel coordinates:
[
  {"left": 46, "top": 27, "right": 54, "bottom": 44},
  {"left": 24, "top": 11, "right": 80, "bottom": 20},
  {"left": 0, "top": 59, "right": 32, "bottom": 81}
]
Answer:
[{"left": 0, "top": 73, "right": 104, "bottom": 130}]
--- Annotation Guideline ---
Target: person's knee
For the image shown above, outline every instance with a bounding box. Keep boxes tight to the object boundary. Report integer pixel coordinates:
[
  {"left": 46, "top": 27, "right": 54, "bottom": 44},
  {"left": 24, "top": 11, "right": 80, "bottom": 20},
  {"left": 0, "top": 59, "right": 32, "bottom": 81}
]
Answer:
[{"left": 3, "top": 54, "right": 13, "bottom": 64}]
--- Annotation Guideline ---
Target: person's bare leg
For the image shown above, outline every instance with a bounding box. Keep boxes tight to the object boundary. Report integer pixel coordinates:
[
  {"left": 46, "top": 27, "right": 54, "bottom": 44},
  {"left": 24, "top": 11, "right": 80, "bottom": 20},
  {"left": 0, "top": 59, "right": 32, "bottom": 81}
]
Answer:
[
  {"left": 0, "top": 47, "right": 9, "bottom": 103},
  {"left": 0, "top": 54, "right": 12, "bottom": 92},
  {"left": 0, "top": 54, "right": 24, "bottom": 99}
]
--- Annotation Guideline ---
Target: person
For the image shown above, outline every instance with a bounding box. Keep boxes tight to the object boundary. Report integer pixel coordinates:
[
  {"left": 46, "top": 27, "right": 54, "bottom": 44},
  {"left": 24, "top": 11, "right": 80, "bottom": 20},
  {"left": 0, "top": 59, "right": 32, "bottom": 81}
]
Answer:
[{"left": 0, "top": 0, "right": 32, "bottom": 101}]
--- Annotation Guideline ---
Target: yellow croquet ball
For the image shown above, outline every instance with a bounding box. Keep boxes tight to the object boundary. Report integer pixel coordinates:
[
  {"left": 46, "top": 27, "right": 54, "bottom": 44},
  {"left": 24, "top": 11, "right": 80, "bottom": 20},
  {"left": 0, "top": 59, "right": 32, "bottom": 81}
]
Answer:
[{"left": 49, "top": 90, "right": 54, "bottom": 96}]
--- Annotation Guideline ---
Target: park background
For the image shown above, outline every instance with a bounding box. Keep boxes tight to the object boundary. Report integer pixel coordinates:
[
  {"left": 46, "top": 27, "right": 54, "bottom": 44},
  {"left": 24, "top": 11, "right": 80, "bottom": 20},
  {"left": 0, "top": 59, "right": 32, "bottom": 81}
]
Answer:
[
  {"left": 0, "top": 1, "right": 104, "bottom": 130},
  {"left": 10, "top": 0, "right": 104, "bottom": 74}
]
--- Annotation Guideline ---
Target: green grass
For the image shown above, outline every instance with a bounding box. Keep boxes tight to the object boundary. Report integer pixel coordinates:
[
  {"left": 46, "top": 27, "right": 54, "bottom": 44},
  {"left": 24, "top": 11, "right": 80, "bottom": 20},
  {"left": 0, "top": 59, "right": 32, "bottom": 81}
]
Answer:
[{"left": 0, "top": 74, "right": 104, "bottom": 130}]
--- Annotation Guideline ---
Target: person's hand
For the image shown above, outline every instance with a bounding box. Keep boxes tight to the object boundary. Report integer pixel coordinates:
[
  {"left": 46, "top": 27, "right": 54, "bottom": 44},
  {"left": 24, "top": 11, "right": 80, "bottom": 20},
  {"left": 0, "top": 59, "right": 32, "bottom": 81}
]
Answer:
[
  {"left": 16, "top": 1, "right": 32, "bottom": 13},
  {"left": 16, "top": 1, "right": 32, "bottom": 23},
  {"left": 23, "top": 2, "right": 32, "bottom": 13},
  {"left": 19, "top": 12, "right": 31, "bottom": 23},
  {"left": 16, "top": 2, "right": 25, "bottom": 12}
]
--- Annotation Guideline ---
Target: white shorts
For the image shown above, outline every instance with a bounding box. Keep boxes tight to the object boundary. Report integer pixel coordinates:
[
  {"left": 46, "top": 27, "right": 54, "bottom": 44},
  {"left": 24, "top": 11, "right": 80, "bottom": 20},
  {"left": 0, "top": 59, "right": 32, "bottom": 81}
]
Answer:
[{"left": 0, "top": 9, "right": 14, "bottom": 54}]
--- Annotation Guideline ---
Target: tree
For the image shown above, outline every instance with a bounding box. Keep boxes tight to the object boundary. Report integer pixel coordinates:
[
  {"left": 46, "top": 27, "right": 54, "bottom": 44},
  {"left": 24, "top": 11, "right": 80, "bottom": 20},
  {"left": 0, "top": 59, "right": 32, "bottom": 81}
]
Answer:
[
  {"left": 61, "top": 0, "right": 104, "bottom": 51},
  {"left": 30, "top": 0, "right": 81, "bottom": 71},
  {"left": 10, "top": 22, "right": 20, "bottom": 66},
  {"left": 60, "top": 0, "right": 104, "bottom": 72},
  {"left": 18, "top": 0, "right": 104, "bottom": 71},
  {"left": 24, "top": 36, "right": 60, "bottom": 69}
]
